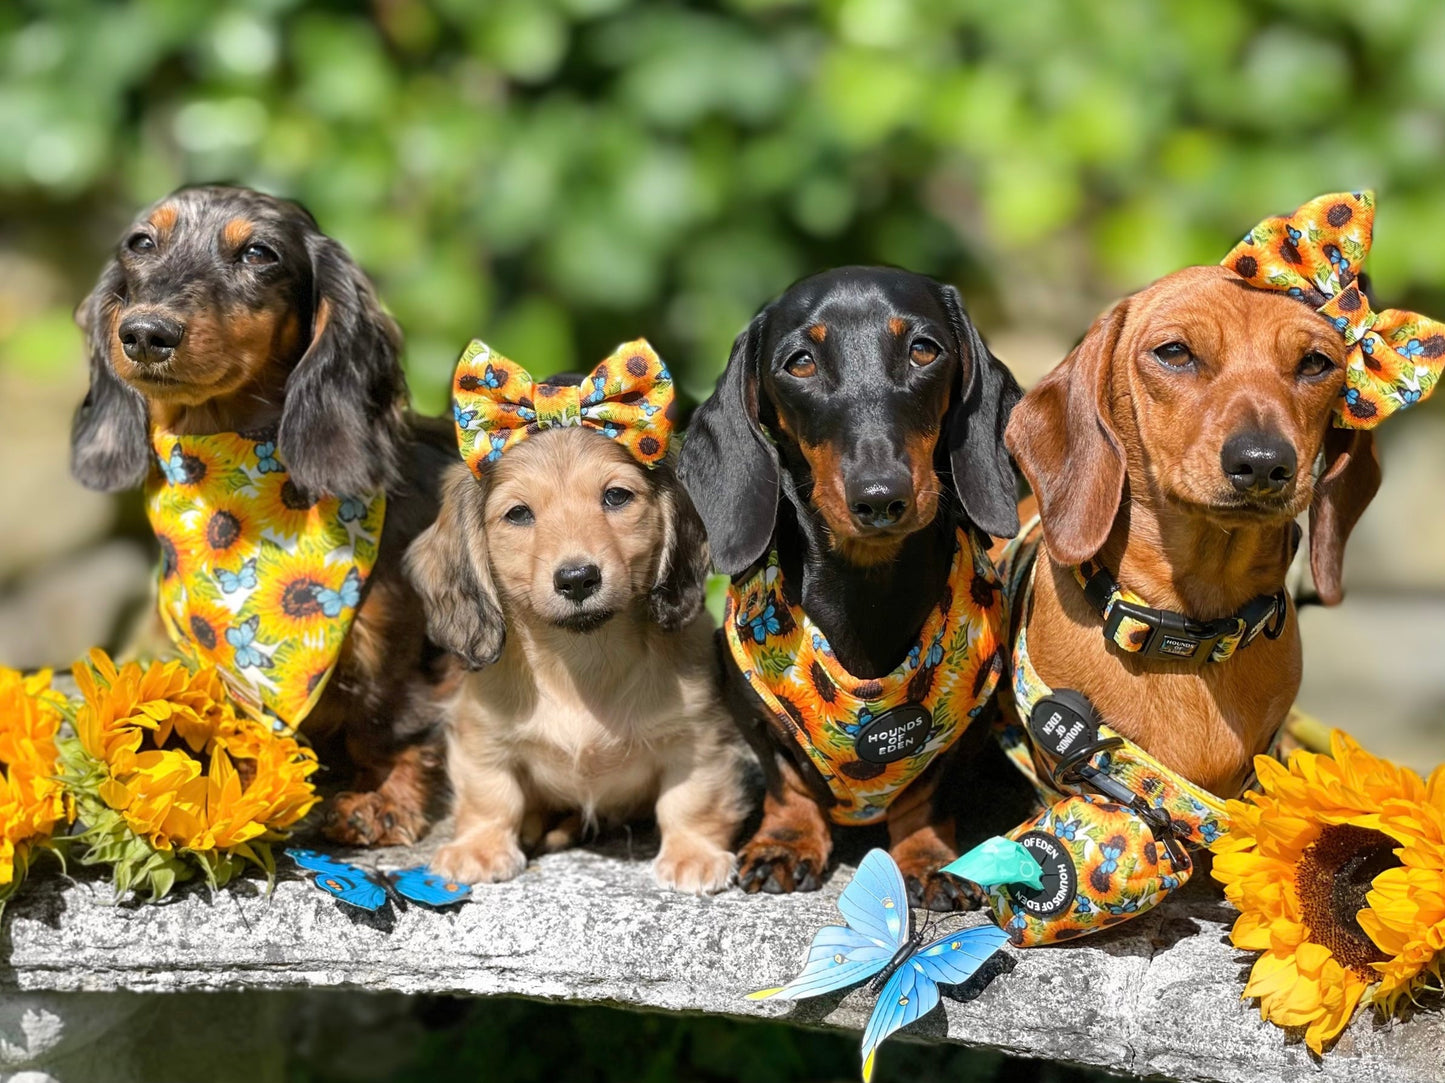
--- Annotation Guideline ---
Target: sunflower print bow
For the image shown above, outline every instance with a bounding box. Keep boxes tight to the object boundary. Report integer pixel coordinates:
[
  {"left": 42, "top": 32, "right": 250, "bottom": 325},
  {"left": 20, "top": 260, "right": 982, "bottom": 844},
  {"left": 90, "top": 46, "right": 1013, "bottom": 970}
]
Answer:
[
  {"left": 452, "top": 339, "right": 675, "bottom": 476},
  {"left": 1222, "top": 190, "right": 1445, "bottom": 429}
]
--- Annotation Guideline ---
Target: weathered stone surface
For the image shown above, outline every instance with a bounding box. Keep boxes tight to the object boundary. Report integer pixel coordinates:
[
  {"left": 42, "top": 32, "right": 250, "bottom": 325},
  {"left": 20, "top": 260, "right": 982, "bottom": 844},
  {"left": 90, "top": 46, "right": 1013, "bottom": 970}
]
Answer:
[{"left": 1, "top": 834, "right": 1440, "bottom": 1083}]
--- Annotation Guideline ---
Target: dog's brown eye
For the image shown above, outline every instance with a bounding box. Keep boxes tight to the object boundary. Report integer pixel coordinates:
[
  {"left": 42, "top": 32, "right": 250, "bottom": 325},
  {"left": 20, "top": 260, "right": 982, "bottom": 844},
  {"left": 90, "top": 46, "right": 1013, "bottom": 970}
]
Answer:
[
  {"left": 784, "top": 351, "right": 816, "bottom": 379},
  {"left": 602, "top": 487, "right": 634, "bottom": 509},
  {"left": 127, "top": 232, "right": 155, "bottom": 254},
  {"left": 240, "top": 243, "right": 278, "bottom": 266},
  {"left": 1297, "top": 351, "right": 1335, "bottom": 379},
  {"left": 504, "top": 504, "right": 534, "bottom": 525},
  {"left": 1153, "top": 341, "right": 1193, "bottom": 369},
  {"left": 909, "top": 338, "right": 940, "bottom": 367}
]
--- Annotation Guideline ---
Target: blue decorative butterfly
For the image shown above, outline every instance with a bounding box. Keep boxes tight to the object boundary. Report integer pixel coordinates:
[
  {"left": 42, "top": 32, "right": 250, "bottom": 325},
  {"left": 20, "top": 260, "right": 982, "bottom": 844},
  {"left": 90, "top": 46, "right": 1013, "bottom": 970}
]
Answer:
[
  {"left": 453, "top": 403, "right": 478, "bottom": 429},
  {"left": 314, "top": 568, "right": 362, "bottom": 619},
  {"left": 226, "top": 615, "right": 271, "bottom": 670},
  {"left": 1096, "top": 842, "right": 1123, "bottom": 879},
  {"left": 749, "top": 848, "right": 1017, "bottom": 1082},
  {"left": 255, "top": 442, "right": 284, "bottom": 475},
  {"left": 1402, "top": 337, "right": 1424, "bottom": 359},
  {"left": 485, "top": 432, "right": 508, "bottom": 462},
  {"left": 1287, "top": 225, "right": 1302, "bottom": 243},
  {"left": 287, "top": 849, "right": 470, "bottom": 912},
  {"left": 482, "top": 364, "right": 505, "bottom": 389},
  {"left": 338, "top": 497, "right": 367, "bottom": 523},
  {"left": 744, "top": 603, "right": 781, "bottom": 644},
  {"left": 582, "top": 373, "right": 608, "bottom": 406},
  {"left": 216, "top": 558, "right": 258, "bottom": 595},
  {"left": 1401, "top": 387, "right": 1422, "bottom": 405},
  {"left": 159, "top": 444, "right": 191, "bottom": 485}
]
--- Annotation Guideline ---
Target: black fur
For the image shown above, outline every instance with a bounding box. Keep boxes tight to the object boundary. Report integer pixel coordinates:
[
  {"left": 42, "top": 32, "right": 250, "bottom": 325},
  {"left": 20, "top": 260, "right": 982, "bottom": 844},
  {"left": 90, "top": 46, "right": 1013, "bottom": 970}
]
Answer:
[
  {"left": 69, "top": 184, "right": 404, "bottom": 498},
  {"left": 680, "top": 266, "right": 1021, "bottom": 678},
  {"left": 71, "top": 257, "right": 151, "bottom": 491}
]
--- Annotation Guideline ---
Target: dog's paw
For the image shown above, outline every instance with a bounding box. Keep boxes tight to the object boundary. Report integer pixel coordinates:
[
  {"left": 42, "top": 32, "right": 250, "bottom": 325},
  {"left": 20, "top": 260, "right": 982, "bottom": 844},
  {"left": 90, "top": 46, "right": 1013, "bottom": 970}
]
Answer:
[
  {"left": 654, "top": 840, "right": 735, "bottom": 895},
  {"left": 433, "top": 835, "right": 527, "bottom": 885},
  {"left": 737, "top": 834, "right": 829, "bottom": 894},
  {"left": 321, "top": 791, "right": 428, "bottom": 848}
]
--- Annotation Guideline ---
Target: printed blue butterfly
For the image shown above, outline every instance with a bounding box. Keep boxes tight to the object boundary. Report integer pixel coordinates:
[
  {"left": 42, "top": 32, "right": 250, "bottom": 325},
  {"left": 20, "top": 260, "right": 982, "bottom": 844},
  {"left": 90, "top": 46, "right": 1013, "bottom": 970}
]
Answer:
[
  {"left": 159, "top": 444, "right": 191, "bottom": 485},
  {"left": 749, "top": 848, "right": 1017, "bottom": 1082},
  {"left": 338, "top": 497, "right": 367, "bottom": 523},
  {"left": 216, "top": 558, "right": 258, "bottom": 595},
  {"left": 744, "top": 603, "right": 781, "bottom": 644},
  {"left": 453, "top": 403, "right": 478, "bottom": 430},
  {"left": 255, "top": 442, "right": 284, "bottom": 475},
  {"left": 287, "top": 849, "right": 470, "bottom": 912},
  {"left": 226, "top": 615, "right": 271, "bottom": 669},
  {"left": 314, "top": 567, "right": 362, "bottom": 618}
]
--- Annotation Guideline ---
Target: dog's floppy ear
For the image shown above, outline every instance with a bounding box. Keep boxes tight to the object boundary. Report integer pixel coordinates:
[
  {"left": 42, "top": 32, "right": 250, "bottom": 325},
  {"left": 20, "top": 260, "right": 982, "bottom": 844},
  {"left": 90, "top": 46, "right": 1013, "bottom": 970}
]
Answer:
[
  {"left": 1309, "top": 427, "right": 1380, "bottom": 606},
  {"left": 938, "top": 284, "right": 1023, "bottom": 539},
  {"left": 677, "top": 311, "right": 780, "bottom": 576},
  {"left": 647, "top": 465, "right": 712, "bottom": 631},
  {"left": 278, "top": 231, "right": 405, "bottom": 498},
  {"left": 1005, "top": 301, "right": 1128, "bottom": 566},
  {"left": 70, "top": 255, "right": 150, "bottom": 492},
  {"left": 405, "top": 463, "right": 506, "bottom": 668}
]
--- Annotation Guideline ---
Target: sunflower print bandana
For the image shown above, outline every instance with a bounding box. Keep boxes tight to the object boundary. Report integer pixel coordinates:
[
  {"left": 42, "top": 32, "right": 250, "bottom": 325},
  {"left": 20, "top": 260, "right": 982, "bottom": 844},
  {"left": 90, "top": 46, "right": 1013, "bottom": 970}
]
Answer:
[
  {"left": 1223, "top": 191, "right": 1445, "bottom": 428},
  {"left": 144, "top": 428, "right": 385, "bottom": 734},
  {"left": 724, "top": 529, "right": 1006, "bottom": 826},
  {"left": 452, "top": 339, "right": 675, "bottom": 476}
]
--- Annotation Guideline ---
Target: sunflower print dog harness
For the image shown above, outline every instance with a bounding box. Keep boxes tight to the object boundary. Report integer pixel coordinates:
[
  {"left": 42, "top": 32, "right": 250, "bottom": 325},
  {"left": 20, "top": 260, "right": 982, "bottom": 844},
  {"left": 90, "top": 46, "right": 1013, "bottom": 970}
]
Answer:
[
  {"left": 451, "top": 338, "right": 675, "bottom": 476},
  {"left": 145, "top": 428, "right": 384, "bottom": 734},
  {"left": 985, "top": 523, "right": 1231, "bottom": 947},
  {"left": 725, "top": 529, "right": 1006, "bottom": 826},
  {"left": 1223, "top": 190, "right": 1445, "bottom": 428}
]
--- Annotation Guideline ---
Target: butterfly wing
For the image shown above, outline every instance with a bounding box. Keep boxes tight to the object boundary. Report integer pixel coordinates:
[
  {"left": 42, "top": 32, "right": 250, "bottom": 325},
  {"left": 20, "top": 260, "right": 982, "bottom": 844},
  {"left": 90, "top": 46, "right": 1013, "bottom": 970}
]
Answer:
[
  {"left": 859, "top": 924, "right": 1009, "bottom": 1082},
  {"left": 747, "top": 924, "right": 894, "bottom": 1002},
  {"left": 286, "top": 848, "right": 387, "bottom": 912},
  {"left": 388, "top": 866, "right": 471, "bottom": 908},
  {"left": 836, "top": 849, "right": 911, "bottom": 951},
  {"left": 859, "top": 960, "right": 940, "bottom": 1083}
]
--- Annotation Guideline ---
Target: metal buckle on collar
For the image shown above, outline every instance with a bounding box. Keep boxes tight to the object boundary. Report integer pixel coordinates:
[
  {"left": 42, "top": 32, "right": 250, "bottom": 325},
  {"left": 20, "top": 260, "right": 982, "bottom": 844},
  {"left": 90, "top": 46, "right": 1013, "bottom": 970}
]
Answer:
[{"left": 1103, "top": 600, "right": 1228, "bottom": 663}]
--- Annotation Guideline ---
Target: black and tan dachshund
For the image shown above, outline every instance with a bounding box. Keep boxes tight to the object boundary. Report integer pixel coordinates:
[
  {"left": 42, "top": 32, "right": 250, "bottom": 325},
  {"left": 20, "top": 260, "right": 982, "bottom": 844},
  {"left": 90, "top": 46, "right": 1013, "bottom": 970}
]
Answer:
[
  {"left": 680, "top": 266, "right": 1021, "bottom": 909},
  {"left": 71, "top": 184, "right": 454, "bottom": 847}
]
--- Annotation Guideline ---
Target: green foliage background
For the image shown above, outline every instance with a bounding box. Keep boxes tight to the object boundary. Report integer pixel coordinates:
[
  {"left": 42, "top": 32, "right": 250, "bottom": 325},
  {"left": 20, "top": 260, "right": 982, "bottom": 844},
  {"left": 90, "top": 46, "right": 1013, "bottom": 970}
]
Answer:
[{"left": 4, "top": 0, "right": 1445, "bottom": 411}]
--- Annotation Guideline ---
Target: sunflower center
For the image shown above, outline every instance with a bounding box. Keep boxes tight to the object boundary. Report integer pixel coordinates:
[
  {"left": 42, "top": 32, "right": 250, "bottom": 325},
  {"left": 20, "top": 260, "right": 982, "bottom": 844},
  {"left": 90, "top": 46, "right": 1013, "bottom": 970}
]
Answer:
[{"left": 1297, "top": 823, "right": 1400, "bottom": 977}]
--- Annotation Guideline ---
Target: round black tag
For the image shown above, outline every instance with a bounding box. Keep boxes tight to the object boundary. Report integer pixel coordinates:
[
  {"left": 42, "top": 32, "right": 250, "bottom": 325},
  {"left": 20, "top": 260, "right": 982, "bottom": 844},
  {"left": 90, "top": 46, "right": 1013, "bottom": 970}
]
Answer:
[
  {"left": 1027, "top": 690, "right": 1101, "bottom": 761},
  {"left": 1009, "top": 830, "right": 1077, "bottom": 918},
  {"left": 854, "top": 705, "right": 933, "bottom": 764}
]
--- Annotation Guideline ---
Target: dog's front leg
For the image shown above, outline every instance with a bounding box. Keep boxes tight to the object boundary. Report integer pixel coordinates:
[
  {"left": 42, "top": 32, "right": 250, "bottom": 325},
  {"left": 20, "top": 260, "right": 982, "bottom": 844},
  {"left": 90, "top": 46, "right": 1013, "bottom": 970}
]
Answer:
[
  {"left": 886, "top": 773, "right": 974, "bottom": 912},
  {"left": 433, "top": 731, "right": 528, "bottom": 884},
  {"left": 736, "top": 753, "right": 833, "bottom": 894},
  {"left": 653, "top": 745, "right": 744, "bottom": 895}
]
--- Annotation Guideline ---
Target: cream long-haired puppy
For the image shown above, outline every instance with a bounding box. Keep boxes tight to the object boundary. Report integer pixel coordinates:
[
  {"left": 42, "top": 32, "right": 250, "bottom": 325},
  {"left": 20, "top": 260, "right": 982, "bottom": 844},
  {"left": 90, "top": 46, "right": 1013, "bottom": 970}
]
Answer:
[{"left": 406, "top": 425, "right": 747, "bottom": 893}]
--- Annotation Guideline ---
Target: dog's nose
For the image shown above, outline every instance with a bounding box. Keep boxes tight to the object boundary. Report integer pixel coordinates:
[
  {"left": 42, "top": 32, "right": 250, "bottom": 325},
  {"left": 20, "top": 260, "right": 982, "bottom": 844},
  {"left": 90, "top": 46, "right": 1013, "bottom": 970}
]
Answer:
[
  {"left": 845, "top": 474, "right": 913, "bottom": 528},
  {"left": 1221, "top": 430, "right": 1297, "bottom": 496},
  {"left": 554, "top": 562, "right": 602, "bottom": 603},
  {"left": 119, "top": 312, "right": 184, "bottom": 365}
]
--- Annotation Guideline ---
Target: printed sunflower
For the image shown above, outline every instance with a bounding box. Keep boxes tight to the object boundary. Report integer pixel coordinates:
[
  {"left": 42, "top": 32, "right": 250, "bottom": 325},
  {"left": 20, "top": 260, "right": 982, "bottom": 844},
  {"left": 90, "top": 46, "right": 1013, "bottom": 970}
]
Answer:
[
  {"left": 59, "top": 649, "right": 319, "bottom": 901},
  {"left": 0, "top": 667, "right": 70, "bottom": 909},
  {"left": 1211, "top": 730, "right": 1445, "bottom": 1053}
]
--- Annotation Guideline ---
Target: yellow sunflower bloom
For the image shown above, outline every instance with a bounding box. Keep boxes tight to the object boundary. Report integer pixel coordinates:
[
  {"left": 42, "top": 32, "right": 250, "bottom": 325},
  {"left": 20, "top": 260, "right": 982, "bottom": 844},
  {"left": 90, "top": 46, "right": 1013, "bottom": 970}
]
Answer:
[
  {"left": 0, "top": 667, "right": 69, "bottom": 896},
  {"left": 1212, "top": 731, "right": 1444, "bottom": 1053},
  {"left": 62, "top": 649, "right": 318, "bottom": 900}
]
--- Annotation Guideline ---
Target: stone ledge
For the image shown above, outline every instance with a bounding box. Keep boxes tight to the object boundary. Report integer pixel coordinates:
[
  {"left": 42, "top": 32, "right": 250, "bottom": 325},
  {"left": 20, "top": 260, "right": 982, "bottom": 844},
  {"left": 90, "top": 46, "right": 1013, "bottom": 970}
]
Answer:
[{"left": 1, "top": 833, "right": 1441, "bottom": 1083}]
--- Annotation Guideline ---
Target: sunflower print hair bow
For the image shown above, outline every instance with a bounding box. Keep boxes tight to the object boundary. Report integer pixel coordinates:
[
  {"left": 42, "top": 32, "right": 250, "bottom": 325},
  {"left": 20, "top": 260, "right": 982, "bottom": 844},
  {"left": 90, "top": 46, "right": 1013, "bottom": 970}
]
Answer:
[
  {"left": 1222, "top": 190, "right": 1445, "bottom": 429},
  {"left": 452, "top": 339, "right": 675, "bottom": 477}
]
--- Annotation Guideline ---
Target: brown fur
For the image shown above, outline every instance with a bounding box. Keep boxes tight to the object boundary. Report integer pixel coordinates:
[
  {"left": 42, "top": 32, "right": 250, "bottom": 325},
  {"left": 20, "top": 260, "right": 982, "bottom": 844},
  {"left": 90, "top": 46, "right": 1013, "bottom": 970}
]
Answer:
[
  {"left": 1006, "top": 265, "right": 1381, "bottom": 794},
  {"left": 887, "top": 316, "right": 907, "bottom": 337},
  {"left": 221, "top": 216, "right": 252, "bottom": 250},
  {"left": 149, "top": 204, "right": 178, "bottom": 235},
  {"left": 409, "top": 431, "right": 747, "bottom": 893},
  {"left": 807, "top": 322, "right": 827, "bottom": 343}
]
